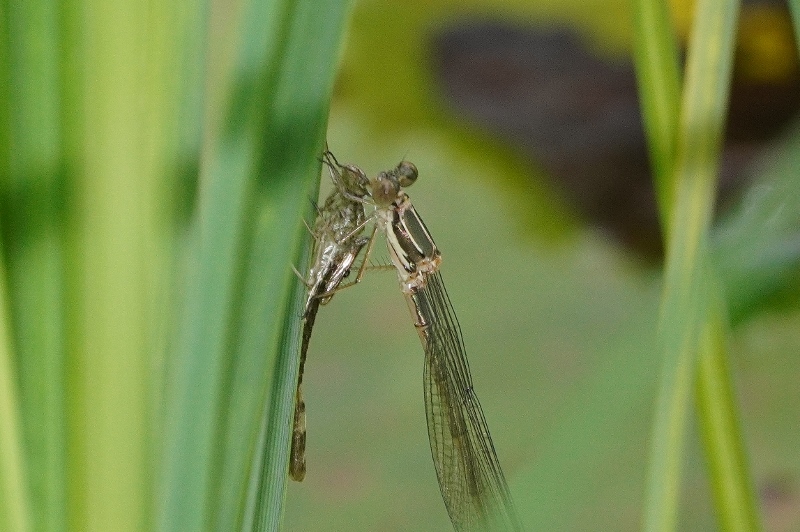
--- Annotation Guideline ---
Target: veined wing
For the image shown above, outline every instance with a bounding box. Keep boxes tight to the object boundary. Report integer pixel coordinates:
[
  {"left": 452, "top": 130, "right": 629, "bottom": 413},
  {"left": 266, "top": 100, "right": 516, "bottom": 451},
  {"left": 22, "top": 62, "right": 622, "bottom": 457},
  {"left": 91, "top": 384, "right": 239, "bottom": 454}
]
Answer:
[{"left": 414, "top": 272, "right": 522, "bottom": 531}]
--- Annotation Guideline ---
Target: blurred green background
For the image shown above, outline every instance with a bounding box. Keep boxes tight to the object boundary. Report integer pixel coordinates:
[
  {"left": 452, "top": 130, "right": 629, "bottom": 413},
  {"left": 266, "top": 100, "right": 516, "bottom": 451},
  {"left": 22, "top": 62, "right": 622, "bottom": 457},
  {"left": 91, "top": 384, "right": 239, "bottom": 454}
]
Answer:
[
  {"left": 282, "top": 0, "right": 800, "bottom": 531},
  {"left": 2, "top": 0, "right": 799, "bottom": 530}
]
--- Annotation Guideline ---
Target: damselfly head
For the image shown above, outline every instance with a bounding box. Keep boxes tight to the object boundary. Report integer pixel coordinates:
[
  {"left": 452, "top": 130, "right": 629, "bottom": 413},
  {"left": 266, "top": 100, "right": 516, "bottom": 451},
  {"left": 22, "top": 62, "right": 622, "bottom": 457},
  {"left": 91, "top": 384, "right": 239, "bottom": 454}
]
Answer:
[
  {"left": 395, "top": 161, "right": 418, "bottom": 187},
  {"left": 372, "top": 172, "right": 401, "bottom": 207}
]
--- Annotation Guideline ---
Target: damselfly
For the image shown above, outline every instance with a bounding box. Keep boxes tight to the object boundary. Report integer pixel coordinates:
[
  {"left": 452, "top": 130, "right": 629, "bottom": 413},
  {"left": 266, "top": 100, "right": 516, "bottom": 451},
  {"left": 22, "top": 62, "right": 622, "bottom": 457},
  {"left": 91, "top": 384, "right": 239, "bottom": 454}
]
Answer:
[
  {"left": 329, "top": 156, "right": 523, "bottom": 531},
  {"left": 289, "top": 150, "right": 371, "bottom": 481}
]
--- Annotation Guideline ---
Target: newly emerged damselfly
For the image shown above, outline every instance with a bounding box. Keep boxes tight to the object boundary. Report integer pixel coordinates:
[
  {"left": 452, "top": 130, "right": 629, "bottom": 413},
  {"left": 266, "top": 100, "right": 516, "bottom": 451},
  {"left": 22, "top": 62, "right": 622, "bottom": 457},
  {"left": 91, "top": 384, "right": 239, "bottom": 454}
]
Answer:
[{"left": 318, "top": 153, "right": 523, "bottom": 531}]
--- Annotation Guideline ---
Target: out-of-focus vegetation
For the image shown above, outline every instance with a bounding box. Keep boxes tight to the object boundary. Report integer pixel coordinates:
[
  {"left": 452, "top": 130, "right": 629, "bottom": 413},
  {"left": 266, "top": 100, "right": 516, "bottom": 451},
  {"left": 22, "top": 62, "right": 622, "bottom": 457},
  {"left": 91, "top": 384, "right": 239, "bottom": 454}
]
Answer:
[
  {"left": 1, "top": 0, "right": 798, "bottom": 531},
  {"left": 1, "top": 1, "right": 351, "bottom": 530},
  {"left": 284, "top": 0, "right": 800, "bottom": 531}
]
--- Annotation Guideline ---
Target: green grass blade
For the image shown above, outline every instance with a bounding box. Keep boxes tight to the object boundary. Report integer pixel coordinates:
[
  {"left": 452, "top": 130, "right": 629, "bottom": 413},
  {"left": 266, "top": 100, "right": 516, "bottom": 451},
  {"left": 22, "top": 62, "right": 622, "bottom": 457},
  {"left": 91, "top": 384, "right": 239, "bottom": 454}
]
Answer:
[
  {"left": 695, "top": 296, "right": 762, "bottom": 532},
  {"left": 647, "top": 259, "right": 711, "bottom": 532},
  {"left": 158, "top": 0, "right": 352, "bottom": 530},
  {"left": 138, "top": 6, "right": 210, "bottom": 521},
  {"left": 790, "top": 0, "right": 800, "bottom": 54},
  {"left": 155, "top": 0, "right": 292, "bottom": 526},
  {"left": 630, "top": 0, "right": 682, "bottom": 218},
  {"left": 65, "top": 0, "right": 191, "bottom": 528},
  {"left": 231, "top": 3, "right": 354, "bottom": 521},
  {"left": 0, "top": 2, "right": 68, "bottom": 529},
  {"left": 223, "top": 1, "right": 354, "bottom": 524},
  {"left": 642, "top": 0, "right": 742, "bottom": 530},
  {"left": 0, "top": 252, "right": 31, "bottom": 532},
  {"left": 242, "top": 247, "right": 309, "bottom": 532},
  {"left": 633, "top": 0, "right": 771, "bottom": 528}
]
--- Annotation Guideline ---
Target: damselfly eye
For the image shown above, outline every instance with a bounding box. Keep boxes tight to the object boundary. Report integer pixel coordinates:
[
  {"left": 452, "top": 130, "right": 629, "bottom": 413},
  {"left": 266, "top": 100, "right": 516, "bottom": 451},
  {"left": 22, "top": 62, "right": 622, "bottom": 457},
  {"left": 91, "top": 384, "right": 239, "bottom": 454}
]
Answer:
[
  {"left": 372, "top": 172, "right": 400, "bottom": 206},
  {"left": 396, "top": 161, "right": 418, "bottom": 187}
]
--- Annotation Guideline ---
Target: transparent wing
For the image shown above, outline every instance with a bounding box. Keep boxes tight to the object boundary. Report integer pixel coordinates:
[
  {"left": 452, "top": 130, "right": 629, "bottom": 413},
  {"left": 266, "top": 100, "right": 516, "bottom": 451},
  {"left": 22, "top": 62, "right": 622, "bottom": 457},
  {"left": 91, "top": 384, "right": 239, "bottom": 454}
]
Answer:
[{"left": 415, "top": 272, "right": 522, "bottom": 531}]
